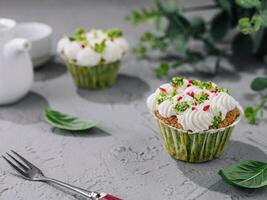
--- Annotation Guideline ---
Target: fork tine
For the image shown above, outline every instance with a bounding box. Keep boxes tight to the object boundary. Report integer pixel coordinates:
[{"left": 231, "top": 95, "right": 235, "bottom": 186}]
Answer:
[
  {"left": 2, "top": 156, "right": 27, "bottom": 177},
  {"left": 11, "top": 150, "right": 38, "bottom": 169},
  {"left": 6, "top": 153, "right": 29, "bottom": 170}
]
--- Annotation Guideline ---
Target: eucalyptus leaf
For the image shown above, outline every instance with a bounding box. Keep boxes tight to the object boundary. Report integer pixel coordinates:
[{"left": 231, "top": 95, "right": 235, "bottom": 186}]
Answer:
[
  {"left": 235, "top": 0, "right": 261, "bottom": 9},
  {"left": 190, "top": 16, "right": 206, "bottom": 39},
  {"left": 216, "top": 0, "right": 232, "bottom": 16},
  {"left": 44, "top": 109, "right": 97, "bottom": 131},
  {"left": 210, "top": 12, "right": 231, "bottom": 41},
  {"left": 260, "top": 11, "right": 267, "bottom": 27},
  {"left": 219, "top": 160, "right": 267, "bottom": 188},
  {"left": 232, "top": 33, "right": 253, "bottom": 56},
  {"left": 244, "top": 106, "right": 257, "bottom": 124},
  {"left": 251, "top": 77, "right": 267, "bottom": 91}
]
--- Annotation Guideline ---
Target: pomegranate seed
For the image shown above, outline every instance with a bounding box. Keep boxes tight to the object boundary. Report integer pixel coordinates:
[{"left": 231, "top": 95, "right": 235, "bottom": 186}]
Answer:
[
  {"left": 159, "top": 87, "right": 167, "bottom": 93},
  {"left": 191, "top": 106, "right": 197, "bottom": 111},
  {"left": 189, "top": 80, "right": 193, "bottom": 84},
  {"left": 203, "top": 105, "right": 210, "bottom": 111},
  {"left": 177, "top": 96, "right": 183, "bottom": 101},
  {"left": 187, "top": 92, "right": 195, "bottom": 97},
  {"left": 186, "top": 83, "right": 192, "bottom": 87}
]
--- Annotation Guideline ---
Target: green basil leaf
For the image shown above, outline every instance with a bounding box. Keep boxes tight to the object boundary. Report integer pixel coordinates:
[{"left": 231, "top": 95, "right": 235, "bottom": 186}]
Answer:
[
  {"left": 235, "top": 0, "right": 261, "bottom": 10},
  {"left": 44, "top": 109, "right": 97, "bottom": 131},
  {"left": 251, "top": 77, "right": 267, "bottom": 91},
  {"left": 219, "top": 160, "right": 267, "bottom": 188},
  {"left": 210, "top": 12, "right": 231, "bottom": 41},
  {"left": 244, "top": 106, "right": 257, "bottom": 124}
]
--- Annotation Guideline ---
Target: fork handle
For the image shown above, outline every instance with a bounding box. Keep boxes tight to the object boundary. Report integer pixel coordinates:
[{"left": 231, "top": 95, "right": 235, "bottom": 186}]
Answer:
[{"left": 41, "top": 177, "right": 99, "bottom": 199}]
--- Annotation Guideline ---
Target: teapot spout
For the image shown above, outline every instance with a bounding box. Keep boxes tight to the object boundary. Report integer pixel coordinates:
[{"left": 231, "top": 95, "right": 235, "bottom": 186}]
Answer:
[{"left": 4, "top": 38, "right": 31, "bottom": 56}]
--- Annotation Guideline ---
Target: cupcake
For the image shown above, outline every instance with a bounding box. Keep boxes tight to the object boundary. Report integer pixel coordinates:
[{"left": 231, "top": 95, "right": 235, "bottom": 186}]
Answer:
[
  {"left": 147, "top": 77, "right": 243, "bottom": 162},
  {"left": 57, "top": 28, "right": 128, "bottom": 88}
]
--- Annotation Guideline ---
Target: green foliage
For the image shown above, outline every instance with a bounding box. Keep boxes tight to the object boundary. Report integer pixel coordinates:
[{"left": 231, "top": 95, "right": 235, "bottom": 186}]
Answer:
[
  {"left": 238, "top": 16, "right": 261, "bottom": 34},
  {"left": 210, "top": 12, "right": 231, "bottom": 41},
  {"left": 44, "top": 109, "right": 97, "bottom": 131},
  {"left": 245, "top": 77, "right": 267, "bottom": 124},
  {"left": 251, "top": 77, "right": 267, "bottom": 91},
  {"left": 232, "top": 33, "right": 253, "bottom": 56},
  {"left": 126, "top": 0, "right": 267, "bottom": 77},
  {"left": 235, "top": 0, "right": 261, "bottom": 9},
  {"left": 154, "top": 62, "right": 170, "bottom": 78},
  {"left": 219, "top": 160, "right": 267, "bottom": 188}
]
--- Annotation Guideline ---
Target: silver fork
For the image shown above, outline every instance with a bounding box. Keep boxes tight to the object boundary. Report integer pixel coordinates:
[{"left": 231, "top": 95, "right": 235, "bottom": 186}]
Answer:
[{"left": 3, "top": 150, "right": 121, "bottom": 200}]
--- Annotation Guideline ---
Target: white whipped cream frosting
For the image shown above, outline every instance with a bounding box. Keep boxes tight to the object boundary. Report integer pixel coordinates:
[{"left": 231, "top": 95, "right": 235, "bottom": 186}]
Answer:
[
  {"left": 57, "top": 29, "right": 128, "bottom": 67},
  {"left": 147, "top": 78, "right": 241, "bottom": 132}
]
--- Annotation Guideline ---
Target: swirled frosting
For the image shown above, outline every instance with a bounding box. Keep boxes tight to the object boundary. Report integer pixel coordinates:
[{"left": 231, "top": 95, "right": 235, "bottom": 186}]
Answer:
[
  {"left": 57, "top": 28, "right": 128, "bottom": 67},
  {"left": 147, "top": 77, "right": 241, "bottom": 132}
]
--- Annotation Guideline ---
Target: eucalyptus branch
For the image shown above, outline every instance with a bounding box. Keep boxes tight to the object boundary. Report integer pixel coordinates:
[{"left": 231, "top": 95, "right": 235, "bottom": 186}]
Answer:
[{"left": 183, "top": 4, "right": 219, "bottom": 12}]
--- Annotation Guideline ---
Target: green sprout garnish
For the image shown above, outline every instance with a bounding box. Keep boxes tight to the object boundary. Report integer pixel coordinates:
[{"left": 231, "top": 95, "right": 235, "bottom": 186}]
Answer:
[
  {"left": 157, "top": 95, "right": 167, "bottom": 104},
  {"left": 171, "top": 77, "right": 184, "bottom": 87},
  {"left": 192, "top": 79, "right": 202, "bottom": 86},
  {"left": 211, "top": 112, "right": 222, "bottom": 129},
  {"left": 174, "top": 101, "right": 190, "bottom": 113},
  {"left": 107, "top": 28, "right": 123, "bottom": 40},
  {"left": 94, "top": 39, "right": 106, "bottom": 53},
  {"left": 201, "top": 81, "right": 214, "bottom": 90},
  {"left": 69, "top": 28, "right": 88, "bottom": 45},
  {"left": 217, "top": 87, "right": 229, "bottom": 93},
  {"left": 194, "top": 91, "right": 209, "bottom": 104}
]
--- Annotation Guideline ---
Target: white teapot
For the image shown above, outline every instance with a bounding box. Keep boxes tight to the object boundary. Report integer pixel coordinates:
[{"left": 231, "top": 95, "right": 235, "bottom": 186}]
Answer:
[{"left": 0, "top": 18, "right": 33, "bottom": 105}]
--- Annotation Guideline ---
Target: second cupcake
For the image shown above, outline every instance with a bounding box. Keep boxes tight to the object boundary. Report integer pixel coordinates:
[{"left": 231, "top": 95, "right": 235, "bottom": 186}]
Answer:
[{"left": 57, "top": 28, "right": 128, "bottom": 89}]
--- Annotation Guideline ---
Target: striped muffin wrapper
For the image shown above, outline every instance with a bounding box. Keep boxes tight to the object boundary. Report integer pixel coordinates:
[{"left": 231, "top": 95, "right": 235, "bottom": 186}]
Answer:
[
  {"left": 157, "top": 120, "right": 234, "bottom": 163},
  {"left": 63, "top": 58, "right": 121, "bottom": 89}
]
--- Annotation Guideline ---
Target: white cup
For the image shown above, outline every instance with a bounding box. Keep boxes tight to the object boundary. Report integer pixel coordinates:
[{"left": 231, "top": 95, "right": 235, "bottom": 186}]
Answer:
[{"left": 16, "top": 22, "right": 52, "bottom": 68}]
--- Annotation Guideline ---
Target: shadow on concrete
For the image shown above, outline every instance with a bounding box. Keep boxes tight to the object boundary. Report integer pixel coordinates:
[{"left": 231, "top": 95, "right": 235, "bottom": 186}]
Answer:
[
  {"left": 34, "top": 56, "right": 67, "bottom": 82},
  {"left": 0, "top": 92, "right": 49, "bottom": 125},
  {"left": 77, "top": 74, "right": 150, "bottom": 104},
  {"left": 175, "top": 140, "right": 267, "bottom": 199}
]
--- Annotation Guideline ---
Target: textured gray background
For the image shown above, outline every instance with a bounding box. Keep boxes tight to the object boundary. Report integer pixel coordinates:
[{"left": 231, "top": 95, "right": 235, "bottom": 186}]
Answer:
[{"left": 0, "top": 0, "right": 267, "bottom": 199}]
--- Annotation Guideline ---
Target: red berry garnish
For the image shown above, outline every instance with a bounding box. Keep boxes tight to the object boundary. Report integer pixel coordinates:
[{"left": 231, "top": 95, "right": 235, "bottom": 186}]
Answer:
[
  {"left": 191, "top": 106, "right": 197, "bottom": 111},
  {"left": 159, "top": 87, "right": 167, "bottom": 93},
  {"left": 210, "top": 88, "right": 217, "bottom": 93},
  {"left": 189, "top": 80, "right": 193, "bottom": 84},
  {"left": 177, "top": 96, "right": 183, "bottom": 101},
  {"left": 187, "top": 91, "right": 195, "bottom": 97},
  {"left": 187, "top": 83, "right": 192, "bottom": 87},
  {"left": 203, "top": 105, "right": 210, "bottom": 111}
]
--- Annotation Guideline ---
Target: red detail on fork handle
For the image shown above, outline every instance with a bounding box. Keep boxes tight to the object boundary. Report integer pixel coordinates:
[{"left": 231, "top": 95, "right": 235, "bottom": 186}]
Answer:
[{"left": 98, "top": 193, "right": 122, "bottom": 200}]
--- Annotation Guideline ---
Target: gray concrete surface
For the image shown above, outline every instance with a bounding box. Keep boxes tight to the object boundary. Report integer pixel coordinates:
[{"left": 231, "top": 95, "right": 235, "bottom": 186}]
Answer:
[{"left": 0, "top": 0, "right": 267, "bottom": 199}]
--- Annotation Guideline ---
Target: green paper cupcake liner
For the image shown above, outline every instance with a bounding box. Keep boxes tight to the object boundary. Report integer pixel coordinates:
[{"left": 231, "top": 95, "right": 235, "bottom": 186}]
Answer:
[
  {"left": 156, "top": 119, "right": 235, "bottom": 163},
  {"left": 63, "top": 57, "right": 121, "bottom": 89}
]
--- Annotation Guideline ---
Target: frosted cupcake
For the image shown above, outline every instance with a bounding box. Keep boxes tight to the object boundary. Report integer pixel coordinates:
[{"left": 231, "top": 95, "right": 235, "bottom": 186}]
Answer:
[
  {"left": 147, "top": 77, "right": 242, "bottom": 162},
  {"left": 57, "top": 28, "right": 128, "bottom": 88}
]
